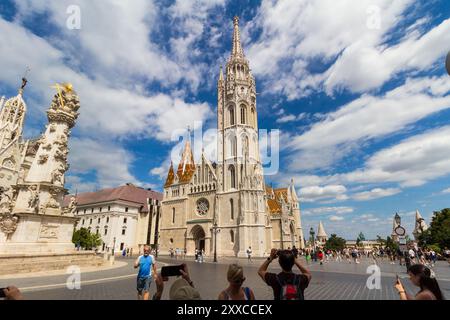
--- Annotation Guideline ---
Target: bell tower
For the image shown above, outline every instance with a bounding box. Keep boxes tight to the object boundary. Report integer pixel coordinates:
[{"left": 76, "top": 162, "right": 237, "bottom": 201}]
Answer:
[{"left": 216, "top": 17, "right": 266, "bottom": 258}]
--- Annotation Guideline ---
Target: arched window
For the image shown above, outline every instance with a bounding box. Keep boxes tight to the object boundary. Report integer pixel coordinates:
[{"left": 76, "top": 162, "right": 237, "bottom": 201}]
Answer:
[
  {"left": 230, "top": 199, "right": 234, "bottom": 220},
  {"left": 172, "top": 208, "right": 176, "bottom": 224},
  {"left": 230, "top": 230, "right": 235, "bottom": 243},
  {"left": 240, "top": 105, "right": 247, "bottom": 124},
  {"left": 229, "top": 165, "right": 236, "bottom": 189},
  {"left": 229, "top": 106, "right": 235, "bottom": 126},
  {"left": 230, "top": 135, "right": 237, "bottom": 157}
]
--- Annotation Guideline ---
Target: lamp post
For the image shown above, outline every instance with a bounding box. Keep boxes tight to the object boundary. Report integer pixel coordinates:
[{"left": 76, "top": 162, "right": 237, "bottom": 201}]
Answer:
[
  {"left": 309, "top": 227, "right": 315, "bottom": 251},
  {"left": 212, "top": 221, "right": 221, "bottom": 263}
]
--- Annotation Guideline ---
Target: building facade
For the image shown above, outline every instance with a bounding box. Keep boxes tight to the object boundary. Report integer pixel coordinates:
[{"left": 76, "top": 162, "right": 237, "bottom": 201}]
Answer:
[
  {"left": 68, "top": 184, "right": 162, "bottom": 255},
  {"left": 160, "top": 17, "right": 305, "bottom": 258}
]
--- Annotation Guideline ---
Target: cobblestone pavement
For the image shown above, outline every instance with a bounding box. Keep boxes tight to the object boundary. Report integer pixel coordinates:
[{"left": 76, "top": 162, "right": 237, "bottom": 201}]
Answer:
[{"left": 7, "top": 255, "right": 449, "bottom": 300}]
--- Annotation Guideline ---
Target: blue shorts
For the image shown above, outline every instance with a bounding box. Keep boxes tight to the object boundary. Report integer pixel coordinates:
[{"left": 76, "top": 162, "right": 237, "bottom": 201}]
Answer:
[{"left": 137, "top": 276, "right": 152, "bottom": 293}]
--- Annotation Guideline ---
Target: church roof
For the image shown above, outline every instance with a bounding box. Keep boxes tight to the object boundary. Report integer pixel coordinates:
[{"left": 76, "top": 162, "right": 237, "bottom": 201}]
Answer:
[
  {"left": 267, "top": 198, "right": 281, "bottom": 214},
  {"left": 164, "top": 162, "right": 175, "bottom": 188},
  {"left": 63, "top": 184, "right": 162, "bottom": 212},
  {"left": 176, "top": 138, "right": 196, "bottom": 184}
]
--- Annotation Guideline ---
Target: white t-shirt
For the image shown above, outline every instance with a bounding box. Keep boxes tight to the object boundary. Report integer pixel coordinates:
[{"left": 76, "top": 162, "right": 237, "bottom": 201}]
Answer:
[{"left": 409, "top": 249, "right": 415, "bottom": 258}]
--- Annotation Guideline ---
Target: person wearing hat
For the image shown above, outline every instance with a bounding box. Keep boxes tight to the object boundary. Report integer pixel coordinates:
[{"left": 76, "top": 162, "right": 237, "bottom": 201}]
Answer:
[{"left": 152, "top": 263, "right": 201, "bottom": 300}]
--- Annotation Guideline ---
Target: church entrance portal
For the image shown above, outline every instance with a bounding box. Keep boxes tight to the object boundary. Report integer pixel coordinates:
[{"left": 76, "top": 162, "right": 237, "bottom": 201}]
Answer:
[{"left": 191, "top": 225, "right": 206, "bottom": 251}]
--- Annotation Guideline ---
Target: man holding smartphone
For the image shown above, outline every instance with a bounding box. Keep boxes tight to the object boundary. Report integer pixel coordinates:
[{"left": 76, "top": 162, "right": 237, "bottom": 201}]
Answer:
[{"left": 134, "top": 245, "right": 156, "bottom": 300}]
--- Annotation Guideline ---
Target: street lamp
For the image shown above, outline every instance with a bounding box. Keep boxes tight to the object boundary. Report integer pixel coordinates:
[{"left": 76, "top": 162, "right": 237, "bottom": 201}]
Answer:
[
  {"left": 309, "top": 227, "right": 315, "bottom": 251},
  {"left": 212, "top": 221, "right": 221, "bottom": 263}
]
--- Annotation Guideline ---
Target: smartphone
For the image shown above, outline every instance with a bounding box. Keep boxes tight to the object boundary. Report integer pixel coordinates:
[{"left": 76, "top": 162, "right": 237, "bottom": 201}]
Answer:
[
  {"left": 395, "top": 274, "right": 400, "bottom": 283},
  {"left": 161, "top": 265, "right": 183, "bottom": 277},
  {"left": 0, "top": 288, "right": 6, "bottom": 298}
]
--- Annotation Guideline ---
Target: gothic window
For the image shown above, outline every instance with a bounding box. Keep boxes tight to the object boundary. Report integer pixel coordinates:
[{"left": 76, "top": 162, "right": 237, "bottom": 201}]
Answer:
[
  {"left": 230, "top": 199, "right": 234, "bottom": 220},
  {"left": 229, "top": 106, "right": 235, "bottom": 126},
  {"left": 228, "top": 165, "right": 236, "bottom": 189},
  {"left": 240, "top": 105, "right": 247, "bottom": 124},
  {"left": 172, "top": 208, "right": 176, "bottom": 224},
  {"left": 230, "top": 230, "right": 234, "bottom": 243}
]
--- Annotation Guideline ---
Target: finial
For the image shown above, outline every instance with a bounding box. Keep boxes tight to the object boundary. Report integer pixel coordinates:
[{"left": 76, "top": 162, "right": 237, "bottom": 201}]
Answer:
[{"left": 233, "top": 16, "right": 239, "bottom": 25}]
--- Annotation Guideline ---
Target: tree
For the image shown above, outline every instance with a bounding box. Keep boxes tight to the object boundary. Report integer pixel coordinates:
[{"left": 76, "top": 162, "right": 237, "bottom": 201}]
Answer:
[
  {"left": 72, "top": 228, "right": 103, "bottom": 250},
  {"left": 356, "top": 232, "right": 366, "bottom": 247},
  {"left": 377, "top": 235, "right": 386, "bottom": 246},
  {"left": 325, "top": 234, "right": 346, "bottom": 251},
  {"left": 385, "top": 236, "right": 399, "bottom": 252},
  {"left": 418, "top": 208, "right": 450, "bottom": 251}
]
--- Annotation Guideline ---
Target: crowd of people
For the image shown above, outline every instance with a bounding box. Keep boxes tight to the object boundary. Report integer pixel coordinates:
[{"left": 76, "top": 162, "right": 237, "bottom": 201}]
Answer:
[{"left": 2, "top": 244, "right": 446, "bottom": 301}]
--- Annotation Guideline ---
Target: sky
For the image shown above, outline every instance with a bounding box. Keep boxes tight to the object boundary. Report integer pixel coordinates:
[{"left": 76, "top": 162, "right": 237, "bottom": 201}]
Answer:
[{"left": 0, "top": 0, "right": 449, "bottom": 240}]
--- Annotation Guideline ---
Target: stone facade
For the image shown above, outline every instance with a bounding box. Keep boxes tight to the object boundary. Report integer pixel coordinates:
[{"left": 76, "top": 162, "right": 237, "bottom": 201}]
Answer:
[{"left": 160, "top": 17, "right": 305, "bottom": 258}]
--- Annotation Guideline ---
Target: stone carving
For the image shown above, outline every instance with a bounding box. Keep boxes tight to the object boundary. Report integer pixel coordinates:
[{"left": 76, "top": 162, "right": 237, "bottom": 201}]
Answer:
[
  {"left": 42, "top": 143, "right": 52, "bottom": 151},
  {"left": 46, "top": 189, "right": 60, "bottom": 209},
  {"left": 63, "top": 196, "right": 77, "bottom": 216},
  {"left": 27, "top": 185, "right": 39, "bottom": 212},
  {"left": 0, "top": 212, "right": 19, "bottom": 237},
  {"left": 17, "top": 167, "right": 25, "bottom": 183},
  {"left": 51, "top": 168, "right": 64, "bottom": 186},
  {"left": 39, "top": 223, "right": 59, "bottom": 239},
  {"left": 54, "top": 147, "right": 68, "bottom": 162},
  {"left": 38, "top": 154, "right": 49, "bottom": 164},
  {"left": 0, "top": 187, "right": 15, "bottom": 214},
  {"left": 49, "top": 124, "right": 56, "bottom": 133}
]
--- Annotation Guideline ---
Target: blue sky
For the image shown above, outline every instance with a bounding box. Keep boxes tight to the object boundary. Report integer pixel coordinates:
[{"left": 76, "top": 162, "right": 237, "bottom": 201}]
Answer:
[{"left": 0, "top": 0, "right": 449, "bottom": 239}]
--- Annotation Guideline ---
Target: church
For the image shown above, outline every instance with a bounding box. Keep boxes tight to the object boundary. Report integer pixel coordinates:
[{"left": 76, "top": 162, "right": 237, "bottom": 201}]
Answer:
[{"left": 160, "top": 17, "right": 305, "bottom": 258}]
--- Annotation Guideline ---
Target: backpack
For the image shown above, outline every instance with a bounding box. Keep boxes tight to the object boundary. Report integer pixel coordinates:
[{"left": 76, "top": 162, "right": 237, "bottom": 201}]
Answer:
[{"left": 276, "top": 274, "right": 304, "bottom": 300}]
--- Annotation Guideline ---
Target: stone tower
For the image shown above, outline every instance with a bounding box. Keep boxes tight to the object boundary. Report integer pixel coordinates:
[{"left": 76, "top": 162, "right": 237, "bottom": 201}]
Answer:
[
  {"left": 0, "top": 83, "right": 80, "bottom": 253},
  {"left": 317, "top": 221, "right": 328, "bottom": 246},
  {"left": 413, "top": 210, "right": 428, "bottom": 240},
  {"left": 0, "top": 78, "right": 28, "bottom": 189},
  {"left": 216, "top": 16, "right": 266, "bottom": 257}
]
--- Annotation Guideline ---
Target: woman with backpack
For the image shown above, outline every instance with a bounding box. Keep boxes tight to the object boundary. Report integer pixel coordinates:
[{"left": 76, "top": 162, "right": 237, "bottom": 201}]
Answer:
[{"left": 218, "top": 264, "right": 255, "bottom": 300}]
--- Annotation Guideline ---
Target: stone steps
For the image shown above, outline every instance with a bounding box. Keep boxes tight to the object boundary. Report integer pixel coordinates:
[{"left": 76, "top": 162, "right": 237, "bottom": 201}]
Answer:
[{"left": 0, "top": 253, "right": 105, "bottom": 276}]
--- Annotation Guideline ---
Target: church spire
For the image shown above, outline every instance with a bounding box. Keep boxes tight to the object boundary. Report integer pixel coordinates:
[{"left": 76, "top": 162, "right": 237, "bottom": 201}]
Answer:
[
  {"left": 219, "top": 65, "right": 224, "bottom": 82},
  {"left": 231, "top": 16, "right": 244, "bottom": 58}
]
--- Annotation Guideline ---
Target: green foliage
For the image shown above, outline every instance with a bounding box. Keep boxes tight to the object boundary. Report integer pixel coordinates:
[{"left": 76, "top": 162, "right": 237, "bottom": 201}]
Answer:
[
  {"left": 72, "top": 227, "right": 103, "bottom": 250},
  {"left": 325, "top": 234, "right": 346, "bottom": 251},
  {"left": 418, "top": 208, "right": 450, "bottom": 251},
  {"left": 385, "top": 236, "right": 399, "bottom": 252}
]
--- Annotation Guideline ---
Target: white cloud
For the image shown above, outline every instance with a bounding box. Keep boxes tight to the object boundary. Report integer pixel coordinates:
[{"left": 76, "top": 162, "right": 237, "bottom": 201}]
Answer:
[
  {"left": 286, "top": 75, "right": 450, "bottom": 170},
  {"left": 352, "top": 188, "right": 401, "bottom": 201},
  {"left": 68, "top": 138, "right": 138, "bottom": 188},
  {"left": 245, "top": 0, "right": 450, "bottom": 99},
  {"left": 341, "top": 125, "right": 450, "bottom": 187},
  {"left": 299, "top": 185, "right": 348, "bottom": 203},
  {"left": 442, "top": 188, "right": 450, "bottom": 194},
  {"left": 329, "top": 215, "right": 344, "bottom": 221},
  {"left": 303, "top": 206, "right": 354, "bottom": 216}
]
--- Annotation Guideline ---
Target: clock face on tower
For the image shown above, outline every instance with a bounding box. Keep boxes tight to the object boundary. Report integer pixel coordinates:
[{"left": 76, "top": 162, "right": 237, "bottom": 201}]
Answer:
[{"left": 196, "top": 198, "right": 209, "bottom": 216}]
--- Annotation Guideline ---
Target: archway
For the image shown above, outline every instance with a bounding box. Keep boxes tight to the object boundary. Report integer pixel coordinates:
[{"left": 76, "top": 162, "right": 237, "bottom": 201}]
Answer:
[{"left": 190, "top": 225, "right": 206, "bottom": 251}]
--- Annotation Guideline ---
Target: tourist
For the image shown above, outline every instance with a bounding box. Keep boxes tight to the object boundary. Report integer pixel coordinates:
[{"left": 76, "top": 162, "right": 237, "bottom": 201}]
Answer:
[
  {"left": 351, "top": 248, "right": 359, "bottom": 264},
  {"left": 1, "top": 286, "right": 24, "bottom": 300},
  {"left": 134, "top": 245, "right": 156, "bottom": 300},
  {"left": 218, "top": 264, "right": 255, "bottom": 300},
  {"left": 247, "top": 246, "right": 253, "bottom": 263},
  {"left": 194, "top": 248, "right": 199, "bottom": 262},
  {"left": 122, "top": 248, "right": 127, "bottom": 257},
  {"left": 258, "top": 249, "right": 311, "bottom": 300},
  {"left": 184, "top": 248, "right": 187, "bottom": 260},
  {"left": 292, "top": 246, "right": 299, "bottom": 259},
  {"left": 152, "top": 264, "right": 201, "bottom": 300},
  {"left": 430, "top": 249, "right": 437, "bottom": 267},
  {"left": 395, "top": 264, "right": 444, "bottom": 300},
  {"left": 305, "top": 250, "right": 311, "bottom": 264},
  {"left": 318, "top": 250, "right": 324, "bottom": 265}
]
